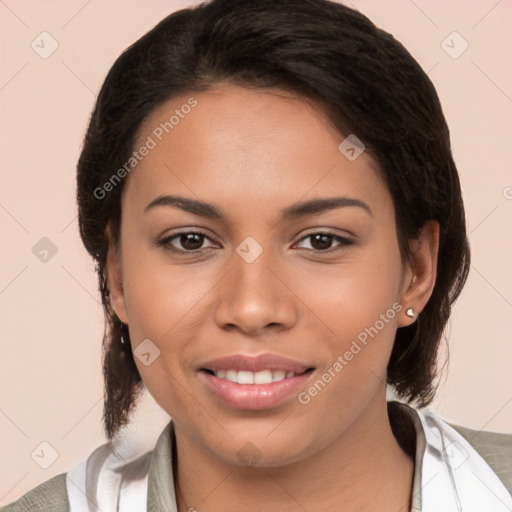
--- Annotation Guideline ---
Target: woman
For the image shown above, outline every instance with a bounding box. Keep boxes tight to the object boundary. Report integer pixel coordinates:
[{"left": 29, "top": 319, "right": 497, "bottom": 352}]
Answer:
[{"left": 3, "top": 0, "right": 511, "bottom": 510}]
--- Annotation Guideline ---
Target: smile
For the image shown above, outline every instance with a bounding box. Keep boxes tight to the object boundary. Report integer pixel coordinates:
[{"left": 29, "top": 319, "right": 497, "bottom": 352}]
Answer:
[
  {"left": 199, "top": 367, "right": 315, "bottom": 410},
  {"left": 204, "top": 368, "right": 303, "bottom": 384}
]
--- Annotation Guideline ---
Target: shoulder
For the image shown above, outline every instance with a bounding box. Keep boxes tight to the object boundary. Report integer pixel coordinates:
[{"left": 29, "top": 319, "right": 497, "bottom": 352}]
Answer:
[
  {"left": 449, "top": 422, "right": 512, "bottom": 495},
  {"left": 1, "top": 418, "right": 170, "bottom": 512},
  {"left": 0, "top": 473, "right": 69, "bottom": 512},
  {"left": 389, "top": 400, "right": 512, "bottom": 505}
]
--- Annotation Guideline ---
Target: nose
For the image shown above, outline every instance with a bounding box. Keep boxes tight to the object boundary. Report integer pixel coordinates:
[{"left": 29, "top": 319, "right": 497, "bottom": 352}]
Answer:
[{"left": 213, "top": 244, "right": 298, "bottom": 336}]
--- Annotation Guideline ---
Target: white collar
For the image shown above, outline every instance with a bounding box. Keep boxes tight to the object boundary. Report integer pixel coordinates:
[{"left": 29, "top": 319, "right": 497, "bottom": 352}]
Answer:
[{"left": 413, "top": 407, "right": 511, "bottom": 511}]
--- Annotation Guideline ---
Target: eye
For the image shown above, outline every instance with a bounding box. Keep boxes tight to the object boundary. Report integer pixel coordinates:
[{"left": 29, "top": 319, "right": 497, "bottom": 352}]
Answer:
[
  {"left": 157, "top": 230, "right": 217, "bottom": 252},
  {"left": 156, "top": 230, "right": 353, "bottom": 254},
  {"left": 295, "top": 231, "right": 353, "bottom": 252}
]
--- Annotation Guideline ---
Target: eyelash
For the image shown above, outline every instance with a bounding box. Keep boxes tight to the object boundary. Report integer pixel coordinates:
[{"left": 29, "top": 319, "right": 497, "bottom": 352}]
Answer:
[{"left": 156, "top": 230, "right": 354, "bottom": 254}]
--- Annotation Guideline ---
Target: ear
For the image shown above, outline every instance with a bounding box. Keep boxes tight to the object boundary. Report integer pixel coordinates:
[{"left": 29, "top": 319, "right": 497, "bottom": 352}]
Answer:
[
  {"left": 397, "top": 220, "right": 439, "bottom": 327},
  {"left": 105, "top": 224, "right": 129, "bottom": 324}
]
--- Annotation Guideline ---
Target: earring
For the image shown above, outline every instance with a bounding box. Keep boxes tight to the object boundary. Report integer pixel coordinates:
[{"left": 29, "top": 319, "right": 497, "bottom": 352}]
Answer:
[{"left": 406, "top": 308, "right": 415, "bottom": 318}]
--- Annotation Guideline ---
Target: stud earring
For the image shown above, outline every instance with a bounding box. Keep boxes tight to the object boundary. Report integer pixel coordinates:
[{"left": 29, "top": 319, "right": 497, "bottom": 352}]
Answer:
[{"left": 406, "top": 308, "right": 415, "bottom": 318}]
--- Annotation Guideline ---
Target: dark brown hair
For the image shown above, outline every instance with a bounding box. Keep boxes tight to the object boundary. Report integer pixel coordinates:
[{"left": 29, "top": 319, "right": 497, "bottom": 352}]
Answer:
[{"left": 77, "top": 0, "right": 470, "bottom": 440}]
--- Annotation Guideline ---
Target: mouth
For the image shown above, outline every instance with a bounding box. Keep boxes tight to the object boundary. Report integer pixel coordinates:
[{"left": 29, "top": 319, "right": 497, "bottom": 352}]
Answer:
[
  {"left": 197, "top": 353, "right": 315, "bottom": 410},
  {"left": 200, "top": 367, "right": 314, "bottom": 384}
]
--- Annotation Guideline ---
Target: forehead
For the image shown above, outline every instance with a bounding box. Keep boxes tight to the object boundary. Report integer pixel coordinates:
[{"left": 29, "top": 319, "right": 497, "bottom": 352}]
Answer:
[{"left": 125, "top": 84, "right": 392, "bottom": 220}]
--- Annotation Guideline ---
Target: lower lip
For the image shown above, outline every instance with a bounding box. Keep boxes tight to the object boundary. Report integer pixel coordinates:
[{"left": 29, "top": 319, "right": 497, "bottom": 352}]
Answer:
[{"left": 199, "top": 370, "right": 314, "bottom": 410}]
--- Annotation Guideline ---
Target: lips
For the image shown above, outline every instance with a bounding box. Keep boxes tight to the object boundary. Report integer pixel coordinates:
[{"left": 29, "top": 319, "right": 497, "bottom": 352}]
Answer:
[
  {"left": 200, "top": 353, "right": 312, "bottom": 374},
  {"left": 198, "top": 353, "right": 315, "bottom": 410}
]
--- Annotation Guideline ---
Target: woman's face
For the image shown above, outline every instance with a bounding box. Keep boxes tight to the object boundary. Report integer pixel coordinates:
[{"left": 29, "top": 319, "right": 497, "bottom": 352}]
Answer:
[{"left": 109, "top": 84, "right": 435, "bottom": 467}]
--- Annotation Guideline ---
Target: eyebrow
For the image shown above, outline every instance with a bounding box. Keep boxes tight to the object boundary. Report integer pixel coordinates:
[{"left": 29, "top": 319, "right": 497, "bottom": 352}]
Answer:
[{"left": 144, "top": 194, "right": 373, "bottom": 220}]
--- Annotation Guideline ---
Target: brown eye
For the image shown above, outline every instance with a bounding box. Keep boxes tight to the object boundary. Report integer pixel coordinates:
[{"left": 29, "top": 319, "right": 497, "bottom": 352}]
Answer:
[
  {"left": 159, "top": 231, "right": 216, "bottom": 252},
  {"left": 296, "top": 232, "right": 353, "bottom": 252}
]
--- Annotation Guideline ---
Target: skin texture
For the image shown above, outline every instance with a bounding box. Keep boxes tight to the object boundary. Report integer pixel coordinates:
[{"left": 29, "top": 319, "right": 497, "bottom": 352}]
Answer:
[{"left": 107, "top": 84, "right": 439, "bottom": 511}]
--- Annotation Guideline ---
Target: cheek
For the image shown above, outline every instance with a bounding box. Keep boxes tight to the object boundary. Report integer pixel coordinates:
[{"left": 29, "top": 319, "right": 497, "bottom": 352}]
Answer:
[
  {"left": 293, "top": 239, "right": 404, "bottom": 413},
  {"left": 119, "top": 217, "right": 215, "bottom": 340},
  {"left": 299, "top": 241, "right": 403, "bottom": 341},
  {"left": 122, "top": 261, "right": 209, "bottom": 388},
  {"left": 123, "top": 257, "right": 207, "bottom": 418},
  {"left": 124, "top": 263, "right": 211, "bottom": 337},
  {"left": 118, "top": 231, "right": 212, "bottom": 402}
]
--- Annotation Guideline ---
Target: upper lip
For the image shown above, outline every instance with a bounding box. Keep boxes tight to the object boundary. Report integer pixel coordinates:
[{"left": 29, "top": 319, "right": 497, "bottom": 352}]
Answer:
[{"left": 199, "top": 354, "right": 313, "bottom": 374}]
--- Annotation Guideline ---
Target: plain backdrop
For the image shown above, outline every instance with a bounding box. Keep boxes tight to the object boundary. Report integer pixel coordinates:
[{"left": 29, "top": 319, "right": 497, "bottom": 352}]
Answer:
[{"left": 1, "top": 0, "right": 511, "bottom": 504}]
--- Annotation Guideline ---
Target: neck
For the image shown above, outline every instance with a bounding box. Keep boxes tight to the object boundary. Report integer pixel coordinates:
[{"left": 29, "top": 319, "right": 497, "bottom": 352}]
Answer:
[{"left": 173, "top": 395, "right": 414, "bottom": 512}]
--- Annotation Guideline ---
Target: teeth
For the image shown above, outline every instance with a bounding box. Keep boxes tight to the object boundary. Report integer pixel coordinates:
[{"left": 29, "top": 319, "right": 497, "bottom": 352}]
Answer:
[
  {"left": 254, "top": 370, "right": 272, "bottom": 384},
  {"left": 212, "top": 369, "right": 297, "bottom": 384},
  {"left": 237, "top": 371, "right": 254, "bottom": 384},
  {"left": 226, "top": 370, "right": 238, "bottom": 382},
  {"left": 272, "top": 370, "right": 286, "bottom": 382}
]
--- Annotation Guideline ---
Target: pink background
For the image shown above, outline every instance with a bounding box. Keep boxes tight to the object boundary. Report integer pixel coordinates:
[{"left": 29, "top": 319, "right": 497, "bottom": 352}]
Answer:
[{"left": 1, "top": 0, "right": 511, "bottom": 503}]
